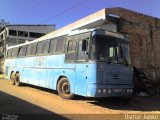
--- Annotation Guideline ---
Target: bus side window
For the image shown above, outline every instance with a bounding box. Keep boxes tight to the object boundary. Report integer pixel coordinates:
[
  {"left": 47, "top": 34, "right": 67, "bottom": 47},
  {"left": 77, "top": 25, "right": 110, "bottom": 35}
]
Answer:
[
  {"left": 11, "top": 47, "right": 19, "bottom": 58},
  {"left": 7, "top": 49, "right": 12, "bottom": 58},
  {"left": 49, "top": 39, "right": 57, "bottom": 53},
  {"left": 55, "top": 37, "right": 65, "bottom": 53},
  {"left": 65, "top": 40, "right": 76, "bottom": 61},
  {"left": 77, "top": 39, "right": 88, "bottom": 61},
  {"left": 26, "top": 44, "right": 31, "bottom": 56},
  {"left": 26, "top": 43, "right": 37, "bottom": 56},
  {"left": 30, "top": 43, "right": 37, "bottom": 55},
  {"left": 42, "top": 40, "right": 50, "bottom": 54},
  {"left": 18, "top": 45, "right": 27, "bottom": 57},
  {"left": 36, "top": 42, "right": 43, "bottom": 55},
  {"left": 67, "top": 40, "right": 76, "bottom": 52}
]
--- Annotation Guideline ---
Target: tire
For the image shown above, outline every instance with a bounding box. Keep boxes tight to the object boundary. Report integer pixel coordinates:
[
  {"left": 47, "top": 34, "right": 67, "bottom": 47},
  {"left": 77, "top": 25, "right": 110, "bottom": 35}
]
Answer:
[
  {"left": 57, "top": 77, "right": 75, "bottom": 99},
  {"left": 15, "top": 73, "right": 21, "bottom": 86},
  {"left": 10, "top": 72, "right": 15, "bottom": 85}
]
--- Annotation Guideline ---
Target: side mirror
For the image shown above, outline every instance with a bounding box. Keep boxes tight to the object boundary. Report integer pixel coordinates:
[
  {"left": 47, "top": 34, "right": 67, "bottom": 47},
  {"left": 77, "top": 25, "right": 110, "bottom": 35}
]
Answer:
[{"left": 82, "top": 40, "right": 87, "bottom": 51}]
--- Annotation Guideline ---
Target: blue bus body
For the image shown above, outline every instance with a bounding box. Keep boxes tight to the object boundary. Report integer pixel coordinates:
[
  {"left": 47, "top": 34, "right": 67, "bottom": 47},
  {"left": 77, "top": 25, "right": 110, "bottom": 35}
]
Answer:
[{"left": 4, "top": 29, "right": 134, "bottom": 98}]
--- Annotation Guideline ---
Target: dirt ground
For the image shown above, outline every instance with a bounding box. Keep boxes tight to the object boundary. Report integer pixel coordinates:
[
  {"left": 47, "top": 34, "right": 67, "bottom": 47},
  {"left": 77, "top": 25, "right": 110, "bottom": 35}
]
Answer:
[{"left": 0, "top": 78, "right": 160, "bottom": 120}]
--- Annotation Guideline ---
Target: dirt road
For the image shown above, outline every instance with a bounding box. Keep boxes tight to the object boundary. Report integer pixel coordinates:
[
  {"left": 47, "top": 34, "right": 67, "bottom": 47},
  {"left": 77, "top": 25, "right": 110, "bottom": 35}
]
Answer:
[{"left": 0, "top": 78, "right": 160, "bottom": 120}]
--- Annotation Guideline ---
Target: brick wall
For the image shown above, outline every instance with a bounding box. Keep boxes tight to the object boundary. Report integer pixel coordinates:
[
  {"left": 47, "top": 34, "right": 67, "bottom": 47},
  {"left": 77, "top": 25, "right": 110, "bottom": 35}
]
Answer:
[{"left": 106, "top": 7, "right": 160, "bottom": 83}]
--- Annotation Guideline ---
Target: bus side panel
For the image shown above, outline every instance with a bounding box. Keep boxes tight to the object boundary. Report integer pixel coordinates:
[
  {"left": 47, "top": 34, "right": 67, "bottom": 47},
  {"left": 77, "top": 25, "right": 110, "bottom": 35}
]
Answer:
[
  {"left": 34, "top": 56, "right": 46, "bottom": 87},
  {"left": 32, "top": 57, "right": 39, "bottom": 86},
  {"left": 46, "top": 55, "right": 76, "bottom": 93},
  {"left": 75, "top": 63, "right": 97, "bottom": 97},
  {"left": 45, "top": 69, "right": 54, "bottom": 89},
  {"left": 5, "top": 59, "right": 16, "bottom": 79},
  {"left": 75, "top": 64, "right": 87, "bottom": 96}
]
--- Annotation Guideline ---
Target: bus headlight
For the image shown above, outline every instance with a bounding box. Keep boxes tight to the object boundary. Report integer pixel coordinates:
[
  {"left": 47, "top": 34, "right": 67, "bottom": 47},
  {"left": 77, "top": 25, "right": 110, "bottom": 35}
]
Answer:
[
  {"left": 103, "top": 89, "right": 106, "bottom": 93},
  {"left": 127, "top": 89, "right": 130, "bottom": 93},
  {"left": 127, "top": 89, "right": 133, "bottom": 93},
  {"left": 98, "top": 89, "right": 102, "bottom": 93},
  {"left": 129, "top": 89, "right": 133, "bottom": 92},
  {"left": 107, "top": 89, "right": 112, "bottom": 94}
]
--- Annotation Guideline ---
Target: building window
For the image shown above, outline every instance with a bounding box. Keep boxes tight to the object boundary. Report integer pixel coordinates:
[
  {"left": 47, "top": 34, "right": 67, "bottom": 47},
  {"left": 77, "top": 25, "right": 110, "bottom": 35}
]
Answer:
[
  {"left": 30, "top": 32, "right": 45, "bottom": 38},
  {"left": 18, "top": 31, "right": 28, "bottom": 37},
  {"left": 9, "top": 30, "right": 17, "bottom": 36}
]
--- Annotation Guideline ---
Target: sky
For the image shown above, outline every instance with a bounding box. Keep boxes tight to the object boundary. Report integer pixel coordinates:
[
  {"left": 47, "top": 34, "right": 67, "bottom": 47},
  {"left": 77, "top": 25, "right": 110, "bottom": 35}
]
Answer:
[{"left": 0, "top": 0, "right": 160, "bottom": 29}]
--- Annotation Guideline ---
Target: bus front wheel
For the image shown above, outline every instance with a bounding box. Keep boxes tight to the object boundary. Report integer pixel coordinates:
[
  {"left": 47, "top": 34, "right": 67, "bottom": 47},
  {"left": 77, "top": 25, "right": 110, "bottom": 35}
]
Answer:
[
  {"left": 10, "top": 72, "right": 15, "bottom": 85},
  {"left": 15, "top": 73, "right": 21, "bottom": 86},
  {"left": 57, "top": 77, "right": 75, "bottom": 99}
]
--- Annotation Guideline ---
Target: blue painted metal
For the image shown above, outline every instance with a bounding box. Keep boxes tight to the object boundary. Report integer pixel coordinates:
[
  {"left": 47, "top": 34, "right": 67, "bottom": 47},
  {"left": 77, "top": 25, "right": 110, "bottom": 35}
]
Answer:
[{"left": 4, "top": 55, "right": 133, "bottom": 98}]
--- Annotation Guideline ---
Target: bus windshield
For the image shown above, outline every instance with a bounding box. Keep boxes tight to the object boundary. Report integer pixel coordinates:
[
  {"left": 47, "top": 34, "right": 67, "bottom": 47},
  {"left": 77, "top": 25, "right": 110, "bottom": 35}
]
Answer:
[{"left": 91, "top": 35, "right": 131, "bottom": 65}]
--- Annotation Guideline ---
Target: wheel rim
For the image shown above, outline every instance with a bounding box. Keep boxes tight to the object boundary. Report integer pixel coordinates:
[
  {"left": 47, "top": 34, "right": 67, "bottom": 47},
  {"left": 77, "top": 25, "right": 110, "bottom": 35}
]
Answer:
[{"left": 62, "top": 82, "right": 70, "bottom": 94}]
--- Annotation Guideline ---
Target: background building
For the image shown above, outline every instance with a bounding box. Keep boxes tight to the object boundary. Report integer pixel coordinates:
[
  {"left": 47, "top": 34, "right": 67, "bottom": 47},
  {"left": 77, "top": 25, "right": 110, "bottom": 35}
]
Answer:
[
  {"left": 0, "top": 24, "right": 55, "bottom": 58},
  {"left": 0, "top": 24, "right": 55, "bottom": 72}
]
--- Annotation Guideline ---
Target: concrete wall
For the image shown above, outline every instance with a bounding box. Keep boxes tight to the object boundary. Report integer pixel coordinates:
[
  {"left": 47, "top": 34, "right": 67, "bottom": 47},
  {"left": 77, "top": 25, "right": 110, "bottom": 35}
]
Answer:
[{"left": 105, "top": 7, "right": 160, "bottom": 83}]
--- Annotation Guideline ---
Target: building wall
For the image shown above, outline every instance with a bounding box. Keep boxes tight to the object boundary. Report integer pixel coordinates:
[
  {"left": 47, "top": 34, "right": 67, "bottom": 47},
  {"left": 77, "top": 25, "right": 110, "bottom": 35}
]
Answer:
[
  {"left": 105, "top": 7, "right": 160, "bottom": 83},
  {"left": 0, "top": 25, "right": 55, "bottom": 59},
  {"left": 7, "top": 25, "right": 55, "bottom": 34}
]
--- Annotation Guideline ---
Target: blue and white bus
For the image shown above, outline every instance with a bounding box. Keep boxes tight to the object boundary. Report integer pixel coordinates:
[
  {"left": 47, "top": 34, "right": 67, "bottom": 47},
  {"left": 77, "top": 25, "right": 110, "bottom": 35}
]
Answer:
[{"left": 4, "top": 29, "right": 134, "bottom": 99}]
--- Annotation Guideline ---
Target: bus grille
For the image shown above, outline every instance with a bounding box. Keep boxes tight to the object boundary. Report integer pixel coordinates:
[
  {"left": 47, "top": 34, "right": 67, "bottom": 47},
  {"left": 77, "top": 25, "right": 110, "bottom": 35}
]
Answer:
[{"left": 112, "top": 74, "right": 119, "bottom": 79}]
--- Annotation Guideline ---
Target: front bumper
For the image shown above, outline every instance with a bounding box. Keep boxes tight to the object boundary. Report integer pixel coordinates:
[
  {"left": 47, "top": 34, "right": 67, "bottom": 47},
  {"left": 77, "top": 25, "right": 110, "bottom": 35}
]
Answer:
[{"left": 87, "top": 84, "right": 134, "bottom": 98}]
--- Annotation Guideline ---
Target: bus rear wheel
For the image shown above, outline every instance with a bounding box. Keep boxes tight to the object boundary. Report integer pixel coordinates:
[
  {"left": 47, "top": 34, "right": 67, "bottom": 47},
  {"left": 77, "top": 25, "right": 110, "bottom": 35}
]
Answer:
[
  {"left": 15, "top": 73, "right": 21, "bottom": 86},
  {"left": 57, "top": 77, "right": 75, "bottom": 99},
  {"left": 10, "top": 72, "right": 15, "bottom": 85}
]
